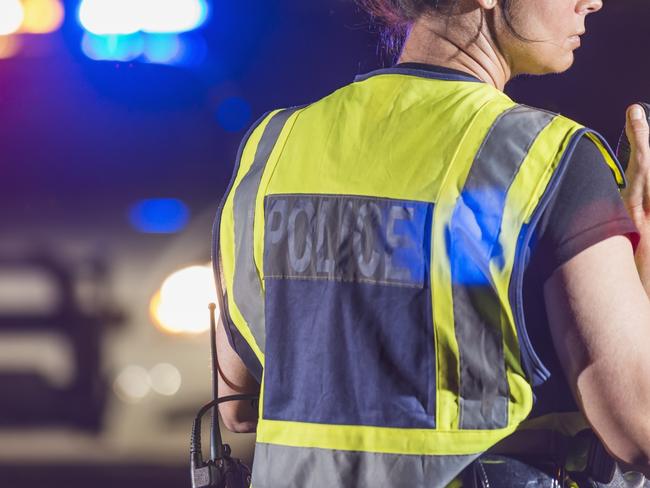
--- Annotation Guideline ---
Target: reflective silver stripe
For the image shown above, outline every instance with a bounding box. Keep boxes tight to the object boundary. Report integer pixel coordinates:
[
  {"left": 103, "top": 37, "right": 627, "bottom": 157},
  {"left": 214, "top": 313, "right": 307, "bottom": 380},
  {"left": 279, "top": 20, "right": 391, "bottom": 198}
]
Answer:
[
  {"left": 450, "top": 105, "right": 555, "bottom": 429},
  {"left": 252, "top": 443, "right": 478, "bottom": 488},
  {"left": 233, "top": 108, "right": 299, "bottom": 353}
]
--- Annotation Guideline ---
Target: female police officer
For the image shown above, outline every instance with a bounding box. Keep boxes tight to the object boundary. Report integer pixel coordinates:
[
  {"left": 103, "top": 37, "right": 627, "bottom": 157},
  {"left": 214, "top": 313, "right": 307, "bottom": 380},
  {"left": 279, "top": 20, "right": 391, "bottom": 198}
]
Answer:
[{"left": 212, "top": 0, "right": 650, "bottom": 486}]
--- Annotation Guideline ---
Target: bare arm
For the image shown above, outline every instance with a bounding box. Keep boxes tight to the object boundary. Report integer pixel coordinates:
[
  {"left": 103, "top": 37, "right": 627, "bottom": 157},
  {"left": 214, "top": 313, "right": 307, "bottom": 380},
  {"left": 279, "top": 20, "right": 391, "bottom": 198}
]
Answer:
[
  {"left": 545, "top": 236, "right": 650, "bottom": 472},
  {"left": 215, "top": 314, "right": 260, "bottom": 433},
  {"left": 544, "top": 105, "right": 650, "bottom": 472}
]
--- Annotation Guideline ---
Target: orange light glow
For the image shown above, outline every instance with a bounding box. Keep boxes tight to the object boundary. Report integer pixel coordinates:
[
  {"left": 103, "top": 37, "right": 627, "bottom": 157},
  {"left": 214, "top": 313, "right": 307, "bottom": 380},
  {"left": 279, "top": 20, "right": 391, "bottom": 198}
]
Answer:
[
  {"left": 149, "top": 264, "right": 219, "bottom": 335},
  {"left": 20, "top": 0, "right": 64, "bottom": 34},
  {"left": 0, "top": 35, "right": 21, "bottom": 59}
]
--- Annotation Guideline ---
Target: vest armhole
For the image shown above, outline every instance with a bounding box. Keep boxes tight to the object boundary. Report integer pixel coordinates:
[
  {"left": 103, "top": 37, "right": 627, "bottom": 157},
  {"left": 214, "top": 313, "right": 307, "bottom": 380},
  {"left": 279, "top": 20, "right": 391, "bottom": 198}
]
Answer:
[
  {"left": 511, "top": 128, "right": 590, "bottom": 387},
  {"left": 223, "top": 289, "right": 264, "bottom": 383},
  {"left": 512, "top": 126, "right": 626, "bottom": 389},
  {"left": 582, "top": 130, "right": 627, "bottom": 189}
]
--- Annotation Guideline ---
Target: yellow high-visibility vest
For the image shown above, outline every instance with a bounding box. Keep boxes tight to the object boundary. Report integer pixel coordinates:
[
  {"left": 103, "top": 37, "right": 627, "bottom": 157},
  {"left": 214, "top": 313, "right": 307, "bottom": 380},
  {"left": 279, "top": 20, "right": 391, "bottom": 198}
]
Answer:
[{"left": 214, "top": 66, "right": 625, "bottom": 488}]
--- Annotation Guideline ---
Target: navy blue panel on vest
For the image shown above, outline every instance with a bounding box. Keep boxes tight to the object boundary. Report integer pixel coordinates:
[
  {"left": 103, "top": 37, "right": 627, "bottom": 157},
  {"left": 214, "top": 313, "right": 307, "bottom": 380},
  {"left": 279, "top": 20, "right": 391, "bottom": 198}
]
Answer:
[{"left": 263, "top": 194, "right": 436, "bottom": 428}]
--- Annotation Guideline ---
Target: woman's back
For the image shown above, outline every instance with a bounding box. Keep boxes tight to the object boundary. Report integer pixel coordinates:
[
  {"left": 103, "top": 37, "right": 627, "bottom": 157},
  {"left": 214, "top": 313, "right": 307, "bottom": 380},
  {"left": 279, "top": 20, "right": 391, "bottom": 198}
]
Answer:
[{"left": 213, "top": 0, "right": 650, "bottom": 484}]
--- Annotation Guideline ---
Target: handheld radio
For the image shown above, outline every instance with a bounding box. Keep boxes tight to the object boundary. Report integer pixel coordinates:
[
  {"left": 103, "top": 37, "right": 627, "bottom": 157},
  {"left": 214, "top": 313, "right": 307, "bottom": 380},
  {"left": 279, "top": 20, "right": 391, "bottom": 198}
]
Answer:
[{"left": 189, "top": 303, "right": 257, "bottom": 488}]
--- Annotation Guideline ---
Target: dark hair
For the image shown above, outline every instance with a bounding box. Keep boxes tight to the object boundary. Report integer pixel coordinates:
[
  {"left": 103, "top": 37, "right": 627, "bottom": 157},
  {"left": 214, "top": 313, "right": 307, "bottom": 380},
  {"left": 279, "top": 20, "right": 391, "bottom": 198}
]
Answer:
[{"left": 356, "top": 0, "right": 527, "bottom": 59}]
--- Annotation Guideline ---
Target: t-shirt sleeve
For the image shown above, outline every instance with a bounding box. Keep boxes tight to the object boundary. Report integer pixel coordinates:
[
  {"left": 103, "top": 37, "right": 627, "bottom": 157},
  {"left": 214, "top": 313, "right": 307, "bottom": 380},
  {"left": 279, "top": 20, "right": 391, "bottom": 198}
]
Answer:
[{"left": 530, "top": 135, "right": 639, "bottom": 283}]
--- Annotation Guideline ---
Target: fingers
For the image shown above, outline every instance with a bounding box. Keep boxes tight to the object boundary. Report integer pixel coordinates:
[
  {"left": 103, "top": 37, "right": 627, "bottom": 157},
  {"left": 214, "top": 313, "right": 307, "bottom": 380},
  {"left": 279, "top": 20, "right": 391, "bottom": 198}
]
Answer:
[
  {"left": 626, "top": 104, "right": 650, "bottom": 160},
  {"left": 623, "top": 105, "right": 650, "bottom": 223}
]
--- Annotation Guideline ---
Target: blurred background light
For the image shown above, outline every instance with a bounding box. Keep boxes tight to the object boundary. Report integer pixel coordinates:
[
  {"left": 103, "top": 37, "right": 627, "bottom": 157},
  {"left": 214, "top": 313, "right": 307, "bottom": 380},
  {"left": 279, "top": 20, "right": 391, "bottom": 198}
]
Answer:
[
  {"left": 142, "top": 33, "right": 180, "bottom": 64},
  {"left": 78, "top": 0, "right": 140, "bottom": 35},
  {"left": 81, "top": 32, "right": 144, "bottom": 62},
  {"left": 216, "top": 97, "right": 252, "bottom": 132},
  {"left": 139, "top": 0, "right": 208, "bottom": 34},
  {"left": 78, "top": 0, "right": 208, "bottom": 35},
  {"left": 78, "top": 0, "right": 210, "bottom": 65},
  {"left": 81, "top": 31, "right": 204, "bottom": 66},
  {"left": 0, "top": 35, "right": 22, "bottom": 59},
  {"left": 113, "top": 364, "right": 151, "bottom": 403},
  {"left": 148, "top": 363, "right": 182, "bottom": 396},
  {"left": 0, "top": 0, "right": 25, "bottom": 36},
  {"left": 149, "top": 264, "right": 217, "bottom": 335},
  {"left": 128, "top": 198, "right": 189, "bottom": 234},
  {"left": 20, "top": 0, "right": 65, "bottom": 34}
]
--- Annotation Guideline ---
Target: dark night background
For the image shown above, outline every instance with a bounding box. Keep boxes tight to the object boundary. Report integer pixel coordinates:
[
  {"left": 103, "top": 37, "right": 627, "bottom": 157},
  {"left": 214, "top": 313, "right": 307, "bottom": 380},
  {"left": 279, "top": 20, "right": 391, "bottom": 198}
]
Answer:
[{"left": 0, "top": 0, "right": 647, "bottom": 486}]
